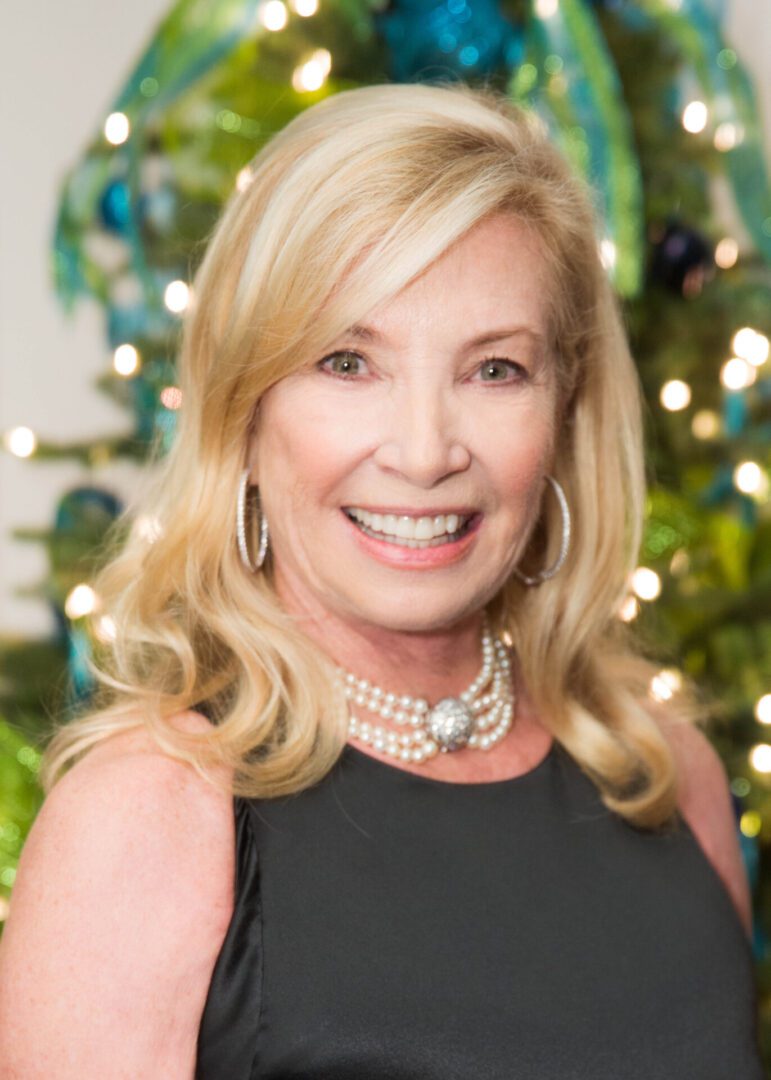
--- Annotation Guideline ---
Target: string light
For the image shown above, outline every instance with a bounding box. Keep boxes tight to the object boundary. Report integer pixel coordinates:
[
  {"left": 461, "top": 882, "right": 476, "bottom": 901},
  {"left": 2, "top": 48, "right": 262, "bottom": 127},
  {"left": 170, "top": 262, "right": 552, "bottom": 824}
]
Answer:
[
  {"left": 732, "top": 327, "right": 769, "bottom": 366},
  {"left": 3, "top": 426, "right": 37, "bottom": 458},
  {"left": 164, "top": 279, "right": 191, "bottom": 313},
  {"left": 631, "top": 567, "right": 661, "bottom": 601},
  {"left": 715, "top": 237, "right": 738, "bottom": 268},
  {"left": 734, "top": 461, "right": 768, "bottom": 498},
  {"left": 755, "top": 694, "right": 771, "bottom": 725},
  {"left": 113, "top": 344, "right": 140, "bottom": 376},
  {"left": 104, "top": 112, "right": 130, "bottom": 145},
  {"left": 64, "top": 584, "right": 98, "bottom": 620},
  {"left": 160, "top": 386, "right": 183, "bottom": 410},
  {"left": 534, "top": 0, "right": 559, "bottom": 16},
  {"left": 599, "top": 238, "right": 616, "bottom": 272},
  {"left": 721, "top": 357, "right": 756, "bottom": 390},
  {"left": 740, "top": 811, "right": 762, "bottom": 838},
  {"left": 236, "top": 166, "right": 254, "bottom": 192},
  {"left": 682, "top": 101, "right": 708, "bottom": 134},
  {"left": 714, "top": 122, "right": 743, "bottom": 152},
  {"left": 135, "top": 514, "right": 163, "bottom": 543},
  {"left": 94, "top": 614, "right": 117, "bottom": 643},
  {"left": 292, "top": 49, "right": 332, "bottom": 92},
  {"left": 691, "top": 409, "right": 720, "bottom": 440},
  {"left": 650, "top": 668, "right": 683, "bottom": 702},
  {"left": 669, "top": 549, "right": 690, "bottom": 576},
  {"left": 660, "top": 379, "right": 691, "bottom": 411},
  {"left": 617, "top": 594, "right": 639, "bottom": 622},
  {"left": 749, "top": 744, "right": 771, "bottom": 774},
  {"left": 259, "top": 0, "right": 288, "bottom": 30}
]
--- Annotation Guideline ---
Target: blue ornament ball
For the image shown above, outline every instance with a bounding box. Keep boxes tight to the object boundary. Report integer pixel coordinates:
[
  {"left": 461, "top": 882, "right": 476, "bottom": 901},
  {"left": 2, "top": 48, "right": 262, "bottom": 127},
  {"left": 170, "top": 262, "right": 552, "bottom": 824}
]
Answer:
[{"left": 99, "top": 178, "right": 131, "bottom": 234}]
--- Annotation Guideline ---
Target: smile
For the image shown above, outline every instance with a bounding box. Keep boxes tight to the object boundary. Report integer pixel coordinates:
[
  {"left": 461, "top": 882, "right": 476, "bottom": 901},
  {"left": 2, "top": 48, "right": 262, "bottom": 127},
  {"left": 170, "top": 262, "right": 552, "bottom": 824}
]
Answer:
[{"left": 343, "top": 508, "right": 476, "bottom": 548}]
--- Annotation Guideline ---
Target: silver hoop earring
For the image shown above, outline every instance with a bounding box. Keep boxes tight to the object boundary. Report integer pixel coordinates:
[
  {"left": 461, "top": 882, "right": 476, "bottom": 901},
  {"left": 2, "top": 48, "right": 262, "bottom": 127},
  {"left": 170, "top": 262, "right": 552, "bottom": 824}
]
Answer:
[
  {"left": 237, "top": 468, "right": 269, "bottom": 573},
  {"left": 514, "top": 475, "right": 571, "bottom": 586}
]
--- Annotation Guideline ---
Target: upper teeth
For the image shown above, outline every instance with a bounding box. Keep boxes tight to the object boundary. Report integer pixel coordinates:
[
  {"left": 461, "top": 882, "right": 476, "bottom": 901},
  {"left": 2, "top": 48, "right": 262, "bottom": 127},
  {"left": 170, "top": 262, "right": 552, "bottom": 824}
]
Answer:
[{"left": 347, "top": 508, "right": 470, "bottom": 540}]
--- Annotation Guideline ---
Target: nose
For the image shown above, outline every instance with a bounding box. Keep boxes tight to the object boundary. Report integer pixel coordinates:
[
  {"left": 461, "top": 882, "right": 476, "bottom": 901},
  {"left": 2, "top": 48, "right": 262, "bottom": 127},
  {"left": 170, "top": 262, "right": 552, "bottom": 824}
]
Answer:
[{"left": 372, "top": 381, "right": 471, "bottom": 488}]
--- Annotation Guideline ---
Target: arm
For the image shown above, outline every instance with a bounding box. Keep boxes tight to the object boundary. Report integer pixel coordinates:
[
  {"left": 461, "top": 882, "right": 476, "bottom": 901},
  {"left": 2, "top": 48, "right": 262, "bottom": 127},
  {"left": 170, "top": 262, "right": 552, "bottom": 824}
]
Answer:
[
  {"left": 0, "top": 720, "right": 234, "bottom": 1079},
  {"left": 663, "top": 719, "right": 753, "bottom": 942}
]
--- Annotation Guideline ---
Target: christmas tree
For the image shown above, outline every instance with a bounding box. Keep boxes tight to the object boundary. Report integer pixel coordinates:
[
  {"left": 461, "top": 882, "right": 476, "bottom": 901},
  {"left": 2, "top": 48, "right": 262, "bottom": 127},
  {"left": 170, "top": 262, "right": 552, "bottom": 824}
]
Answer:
[{"left": 2, "top": 0, "right": 770, "bottom": 1056}]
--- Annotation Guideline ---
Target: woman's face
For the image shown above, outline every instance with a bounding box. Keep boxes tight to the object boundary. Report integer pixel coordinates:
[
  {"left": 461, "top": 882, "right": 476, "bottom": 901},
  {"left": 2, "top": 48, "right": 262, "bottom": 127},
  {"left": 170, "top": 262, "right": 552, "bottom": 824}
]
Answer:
[{"left": 248, "top": 213, "right": 560, "bottom": 634}]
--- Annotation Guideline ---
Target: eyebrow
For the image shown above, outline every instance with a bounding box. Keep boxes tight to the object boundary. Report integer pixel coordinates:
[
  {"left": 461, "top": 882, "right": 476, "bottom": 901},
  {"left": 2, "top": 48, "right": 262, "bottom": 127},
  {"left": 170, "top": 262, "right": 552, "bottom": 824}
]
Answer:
[{"left": 341, "top": 324, "right": 546, "bottom": 350}]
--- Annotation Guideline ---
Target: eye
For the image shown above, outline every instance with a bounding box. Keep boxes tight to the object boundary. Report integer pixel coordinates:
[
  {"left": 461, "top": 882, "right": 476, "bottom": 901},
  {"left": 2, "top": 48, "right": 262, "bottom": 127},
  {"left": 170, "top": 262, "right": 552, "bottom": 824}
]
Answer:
[
  {"left": 317, "top": 350, "right": 368, "bottom": 378},
  {"left": 474, "top": 357, "right": 529, "bottom": 383}
]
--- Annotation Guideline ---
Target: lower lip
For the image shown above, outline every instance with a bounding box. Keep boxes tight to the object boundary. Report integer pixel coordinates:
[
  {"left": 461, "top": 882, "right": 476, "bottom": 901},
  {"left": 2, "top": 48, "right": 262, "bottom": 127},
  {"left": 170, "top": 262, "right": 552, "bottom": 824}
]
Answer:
[{"left": 341, "top": 511, "right": 482, "bottom": 569}]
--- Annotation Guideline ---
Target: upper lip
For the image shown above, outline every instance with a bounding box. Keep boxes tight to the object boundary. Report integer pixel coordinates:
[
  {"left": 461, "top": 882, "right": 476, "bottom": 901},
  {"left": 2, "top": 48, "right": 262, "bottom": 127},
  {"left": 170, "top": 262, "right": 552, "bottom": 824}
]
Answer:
[{"left": 343, "top": 506, "right": 479, "bottom": 517}]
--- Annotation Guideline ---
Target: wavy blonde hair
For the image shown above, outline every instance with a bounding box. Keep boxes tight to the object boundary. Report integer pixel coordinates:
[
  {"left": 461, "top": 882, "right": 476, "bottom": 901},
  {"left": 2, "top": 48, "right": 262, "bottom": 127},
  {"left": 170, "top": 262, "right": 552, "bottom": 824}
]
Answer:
[{"left": 39, "top": 82, "right": 709, "bottom": 827}]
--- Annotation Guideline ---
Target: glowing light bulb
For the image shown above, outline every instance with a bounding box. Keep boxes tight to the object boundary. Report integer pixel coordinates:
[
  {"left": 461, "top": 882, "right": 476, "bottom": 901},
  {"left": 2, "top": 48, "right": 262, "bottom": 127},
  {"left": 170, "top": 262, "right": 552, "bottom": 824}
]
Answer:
[
  {"left": 136, "top": 514, "right": 163, "bottom": 543},
  {"left": 104, "top": 112, "right": 130, "bottom": 145},
  {"left": 113, "top": 344, "right": 139, "bottom": 376},
  {"left": 740, "top": 811, "right": 761, "bottom": 838},
  {"left": 721, "top": 357, "right": 756, "bottom": 390},
  {"left": 618, "top": 594, "right": 639, "bottom": 622},
  {"left": 650, "top": 668, "right": 682, "bottom": 702},
  {"left": 682, "top": 101, "right": 708, "bottom": 134},
  {"left": 715, "top": 237, "right": 738, "bottom": 268},
  {"left": 164, "top": 280, "right": 191, "bottom": 313},
  {"left": 260, "top": 0, "right": 288, "bottom": 30},
  {"left": 4, "top": 426, "right": 37, "bottom": 458},
  {"left": 691, "top": 409, "right": 720, "bottom": 440},
  {"left": 755, "top": 694, "right": 771, "bottom": 725},
  {"left": 714, "top": 122, "right": 742, "bottom": 152},
  {"left": 734, "top": 461, "right": 767, "bottom": 497},
  {"left": 631, "top": 567, "right": 661, "bottom": 601},
  {"left": 732, "top": 327, "right": 769, "bottom": 367},
  {"left": 65, "top": 584, "right": 98, "bottom": 620},
  {"left": 660, "top": 379, "right": 691, "bottom": 411},
  {"left": 292, "top": 49, "right": 331, "bottom": 91},
  {"left": 236, "top": 166, "right": 254, "bottom": 192},
  {"left": 95, "top": 614, "right": 117, "bottom": 643},
  {"left": 750, "top": 743, "right": 771, "bottom": 774},
  {"left": 160, "top": 386, "right": 183, "bottom": 410},
  {"left": 599, "top": 238, "right": 616, "bottom": 272}
]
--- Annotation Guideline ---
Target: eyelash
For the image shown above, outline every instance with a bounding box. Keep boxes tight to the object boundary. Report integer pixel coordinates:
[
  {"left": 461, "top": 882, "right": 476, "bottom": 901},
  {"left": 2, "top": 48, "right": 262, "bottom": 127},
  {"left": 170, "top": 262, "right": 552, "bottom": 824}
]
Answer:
[{"left": 316, "top": 350, "right": 529, "bottom": 384}]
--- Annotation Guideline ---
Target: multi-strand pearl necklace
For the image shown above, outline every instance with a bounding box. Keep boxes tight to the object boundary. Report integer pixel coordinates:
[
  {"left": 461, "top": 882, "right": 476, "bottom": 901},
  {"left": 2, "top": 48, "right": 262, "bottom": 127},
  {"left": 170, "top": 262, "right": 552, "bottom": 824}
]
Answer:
[{"left": 336, "top": 624, "right": 516, "bottom": 765}]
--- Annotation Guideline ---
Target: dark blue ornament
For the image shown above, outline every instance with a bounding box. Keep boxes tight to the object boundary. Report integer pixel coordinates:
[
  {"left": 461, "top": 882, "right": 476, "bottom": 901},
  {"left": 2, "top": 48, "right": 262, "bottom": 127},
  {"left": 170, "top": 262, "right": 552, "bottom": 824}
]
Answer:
[
  {"left": 99, "top": 177, "right": 131, "bottom": 234},
  {"left": 648, "top": 219, "right": 714, "bottom": 296},
  {"left": 54, "top": 485, "right": 123, "bottom": 534}
]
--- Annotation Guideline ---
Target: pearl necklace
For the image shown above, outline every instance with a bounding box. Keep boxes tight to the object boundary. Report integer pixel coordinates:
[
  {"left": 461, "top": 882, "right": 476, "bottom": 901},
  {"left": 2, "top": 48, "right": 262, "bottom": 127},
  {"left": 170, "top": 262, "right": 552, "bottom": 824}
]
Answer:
[{"left": 336, "top": 624, "right": 517, "bottom": 765}]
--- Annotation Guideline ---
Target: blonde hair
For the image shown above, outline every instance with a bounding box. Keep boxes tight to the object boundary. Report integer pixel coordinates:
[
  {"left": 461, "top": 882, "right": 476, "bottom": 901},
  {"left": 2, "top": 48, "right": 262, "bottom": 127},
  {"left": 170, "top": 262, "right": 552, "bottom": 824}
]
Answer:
[{"left": 39, "top": 82, "right": 709, "bottom": 826}]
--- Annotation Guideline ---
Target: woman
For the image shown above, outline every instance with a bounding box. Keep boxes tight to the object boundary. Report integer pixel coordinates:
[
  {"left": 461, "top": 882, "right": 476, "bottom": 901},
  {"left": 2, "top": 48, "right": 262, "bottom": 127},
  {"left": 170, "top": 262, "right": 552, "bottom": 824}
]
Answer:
[{"left": 0, "top": 83, "right": 763, "bottom": 1077}]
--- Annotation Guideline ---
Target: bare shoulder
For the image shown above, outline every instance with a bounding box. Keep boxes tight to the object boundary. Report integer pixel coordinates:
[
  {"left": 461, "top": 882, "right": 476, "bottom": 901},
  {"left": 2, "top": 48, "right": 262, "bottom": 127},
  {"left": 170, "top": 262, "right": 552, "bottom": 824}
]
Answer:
[
  {"left": 656, "top": 712, "right": 752, "bottom": 941},
  {"left": 0, "top": 711, "right": 235, "bottom": 1078}
]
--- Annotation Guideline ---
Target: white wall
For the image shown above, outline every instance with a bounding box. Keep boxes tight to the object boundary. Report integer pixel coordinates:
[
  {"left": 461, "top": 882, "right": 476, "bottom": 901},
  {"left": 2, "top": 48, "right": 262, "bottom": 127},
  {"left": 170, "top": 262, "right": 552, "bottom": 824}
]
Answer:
[{"left": 0, "top": 0, "right": 769, "bottom": 636}]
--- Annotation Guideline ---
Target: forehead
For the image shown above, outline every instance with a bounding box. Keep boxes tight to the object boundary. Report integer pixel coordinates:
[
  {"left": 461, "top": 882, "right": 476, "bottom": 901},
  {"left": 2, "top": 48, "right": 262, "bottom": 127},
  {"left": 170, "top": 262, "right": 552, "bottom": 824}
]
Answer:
[{"left": 341, "top": 215, "right": 552, "bottom": 347}]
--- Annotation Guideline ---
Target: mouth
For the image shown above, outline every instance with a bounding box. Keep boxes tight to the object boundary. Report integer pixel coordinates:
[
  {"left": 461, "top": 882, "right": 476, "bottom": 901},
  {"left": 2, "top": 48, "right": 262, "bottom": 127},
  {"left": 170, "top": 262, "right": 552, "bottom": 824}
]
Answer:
[{"left": 342, "top": 507, "right": 480, "bottom": 549}]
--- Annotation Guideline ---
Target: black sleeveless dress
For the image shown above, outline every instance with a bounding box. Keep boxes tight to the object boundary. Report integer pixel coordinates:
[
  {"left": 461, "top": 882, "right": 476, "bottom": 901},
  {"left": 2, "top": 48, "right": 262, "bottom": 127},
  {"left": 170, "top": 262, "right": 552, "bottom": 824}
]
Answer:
[{"left": 195, "top": 739, "right": 765, "bottom": 1079}]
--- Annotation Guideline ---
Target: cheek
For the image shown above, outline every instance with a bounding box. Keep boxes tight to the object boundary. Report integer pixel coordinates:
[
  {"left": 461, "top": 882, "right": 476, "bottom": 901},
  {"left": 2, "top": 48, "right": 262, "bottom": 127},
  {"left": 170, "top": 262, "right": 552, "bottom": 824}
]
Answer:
[
  {"left": 255, "top": 394, "right": 359, "bottom": 508},
  {"left": 487, "top": 411, "right": 555, "bottom": 506}
]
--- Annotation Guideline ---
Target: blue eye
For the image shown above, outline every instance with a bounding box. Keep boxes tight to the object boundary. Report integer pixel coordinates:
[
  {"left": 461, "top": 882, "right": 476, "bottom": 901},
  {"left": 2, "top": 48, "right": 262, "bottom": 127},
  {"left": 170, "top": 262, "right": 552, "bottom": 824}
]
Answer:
[
  {"left": 476, "top": 358, "right": 528, "bottom": 382},
  {"left": 318, "top": 351, "right": 367, "bottom": 378}
]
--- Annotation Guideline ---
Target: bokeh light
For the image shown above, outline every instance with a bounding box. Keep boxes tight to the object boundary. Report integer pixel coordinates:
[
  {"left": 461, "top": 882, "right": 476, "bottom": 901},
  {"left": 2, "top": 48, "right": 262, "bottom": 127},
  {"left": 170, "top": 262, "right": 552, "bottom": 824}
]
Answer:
[
  {"left": 3, "top": 426, "right": 37, "bottom": 458},
  {"left": 682, "top": 100, "right": 708, "bottom": 134},
  {"left": 660, "top": 379, "right": 691, "bottom": 411},
  {"left": 113, "top": 343, "right": 139, "bottom": 376}
]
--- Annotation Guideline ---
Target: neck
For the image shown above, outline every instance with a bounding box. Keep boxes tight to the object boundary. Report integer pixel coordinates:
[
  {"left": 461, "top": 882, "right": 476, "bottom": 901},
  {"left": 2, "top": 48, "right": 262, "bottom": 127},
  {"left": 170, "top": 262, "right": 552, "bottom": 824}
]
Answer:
[{"left": 274, "top": 574, "right": 490, "bottom": 703}]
